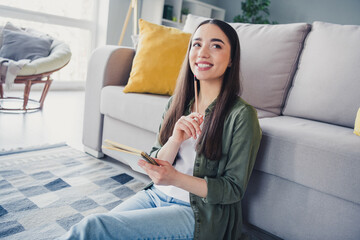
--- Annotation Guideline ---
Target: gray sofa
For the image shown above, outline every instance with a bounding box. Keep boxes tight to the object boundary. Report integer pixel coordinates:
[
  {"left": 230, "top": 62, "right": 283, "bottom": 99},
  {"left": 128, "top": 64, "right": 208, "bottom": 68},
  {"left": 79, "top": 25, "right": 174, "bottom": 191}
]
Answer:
[{"left": 83, "top": 15, "right": 360, "bottom": 240}]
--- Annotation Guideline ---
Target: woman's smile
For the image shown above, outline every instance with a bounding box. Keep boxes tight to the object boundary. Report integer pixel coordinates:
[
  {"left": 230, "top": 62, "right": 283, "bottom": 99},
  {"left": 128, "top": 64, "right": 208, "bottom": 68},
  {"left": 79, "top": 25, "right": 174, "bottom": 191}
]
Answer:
[{"left": 195, "top": 61, "right": 213, "bottom": 71}]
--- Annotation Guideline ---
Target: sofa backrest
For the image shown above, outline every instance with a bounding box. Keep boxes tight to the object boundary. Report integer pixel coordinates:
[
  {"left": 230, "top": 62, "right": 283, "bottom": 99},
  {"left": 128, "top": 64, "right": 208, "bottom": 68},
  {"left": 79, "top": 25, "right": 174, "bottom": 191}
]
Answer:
[
  {"left": 232, "top": 23, "right": 310, "bottom": 115},
  {"left": 283, "top": 21, "right": 360, "bottom": 128},
  {"left": 183, "top": 14, "right": 311, "bottom": 116}
]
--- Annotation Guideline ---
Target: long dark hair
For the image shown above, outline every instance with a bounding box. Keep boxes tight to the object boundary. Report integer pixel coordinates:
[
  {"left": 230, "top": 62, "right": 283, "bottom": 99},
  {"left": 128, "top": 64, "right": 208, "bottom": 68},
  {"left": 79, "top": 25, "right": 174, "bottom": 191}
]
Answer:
[{"left": 159, "top": 19, "right": 241, "bottom": 160}]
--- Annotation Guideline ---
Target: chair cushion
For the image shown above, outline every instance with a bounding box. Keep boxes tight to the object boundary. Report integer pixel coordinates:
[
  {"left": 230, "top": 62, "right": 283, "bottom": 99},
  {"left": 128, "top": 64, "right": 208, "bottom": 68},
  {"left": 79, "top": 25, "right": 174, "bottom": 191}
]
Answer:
[
  {"left": 0, "top": 29, "right": 53, "bottom": 61},
  {"left": 17, "top": 39, "right": 71, "bottom": 76},
  {"left": 257, "top": 116, "right": 360, "bottom": 204},
  {"left": 101, "top": 86, "right": 170, "bottom": 133},
  {"left": 283, "top": 21, "right": 360, "bottom": 128},
  {"left": 0, "top": 22, "right": 23, "bottom": 49}
]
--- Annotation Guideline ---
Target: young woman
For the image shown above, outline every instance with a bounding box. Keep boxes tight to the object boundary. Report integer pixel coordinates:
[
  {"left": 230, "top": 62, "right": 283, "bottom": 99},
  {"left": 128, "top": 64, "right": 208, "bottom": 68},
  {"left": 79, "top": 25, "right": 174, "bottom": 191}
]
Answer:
[{"left": 61, "top": 19, "right": 261, "bottom": 240}]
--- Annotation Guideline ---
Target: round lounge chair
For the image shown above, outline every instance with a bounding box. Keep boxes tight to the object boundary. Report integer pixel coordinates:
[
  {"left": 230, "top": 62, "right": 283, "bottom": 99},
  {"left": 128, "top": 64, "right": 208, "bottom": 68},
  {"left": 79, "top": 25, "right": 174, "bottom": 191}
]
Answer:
[{"left": 0, "top": 38, "right": 71, "bottom": 112}]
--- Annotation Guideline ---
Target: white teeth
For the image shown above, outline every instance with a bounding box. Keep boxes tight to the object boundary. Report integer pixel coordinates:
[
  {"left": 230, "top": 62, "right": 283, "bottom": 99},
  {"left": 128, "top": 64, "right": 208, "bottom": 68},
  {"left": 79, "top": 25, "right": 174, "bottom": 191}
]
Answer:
[{"left": 197, "top": 64, "right": 212, "bottom": 68}]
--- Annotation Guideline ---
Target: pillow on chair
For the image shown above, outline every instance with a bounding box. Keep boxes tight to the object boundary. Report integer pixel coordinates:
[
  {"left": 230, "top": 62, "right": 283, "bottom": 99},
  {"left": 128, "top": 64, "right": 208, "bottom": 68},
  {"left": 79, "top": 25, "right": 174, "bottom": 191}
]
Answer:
[{"left": 0, "top": 29, "right": 53, "bottom": 61}]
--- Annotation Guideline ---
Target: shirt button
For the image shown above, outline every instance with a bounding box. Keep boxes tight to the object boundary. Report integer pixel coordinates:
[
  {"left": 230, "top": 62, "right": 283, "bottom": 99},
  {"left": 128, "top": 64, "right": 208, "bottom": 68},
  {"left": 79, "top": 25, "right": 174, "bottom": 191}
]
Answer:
[
  {"left": 195, "top": 163, "right": 200, "bottom": 167},
  {"left": 192, "top": 200, "right": 196, "bottom": 205}
]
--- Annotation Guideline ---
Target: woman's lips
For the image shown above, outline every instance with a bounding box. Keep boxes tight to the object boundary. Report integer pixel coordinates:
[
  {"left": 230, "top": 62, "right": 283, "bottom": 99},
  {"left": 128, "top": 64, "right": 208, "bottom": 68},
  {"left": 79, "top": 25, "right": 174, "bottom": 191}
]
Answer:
[{"left": 196, "top": 62, "right": 213, "bottom": 70}]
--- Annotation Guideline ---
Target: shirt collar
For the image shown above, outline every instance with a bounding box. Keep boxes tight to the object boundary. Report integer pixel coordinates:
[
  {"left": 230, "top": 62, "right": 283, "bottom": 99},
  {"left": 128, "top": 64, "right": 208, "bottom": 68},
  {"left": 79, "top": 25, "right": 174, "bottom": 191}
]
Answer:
[{"left": 186, "top": 97, "right": 217, "bottom": 116}]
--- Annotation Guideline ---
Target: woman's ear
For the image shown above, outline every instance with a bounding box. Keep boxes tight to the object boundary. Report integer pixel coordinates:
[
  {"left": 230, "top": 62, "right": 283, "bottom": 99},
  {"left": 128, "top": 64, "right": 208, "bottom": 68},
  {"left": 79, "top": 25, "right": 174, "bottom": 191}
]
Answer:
[{"left": 228, "top": 60, "right": 232, "bottom": 67}]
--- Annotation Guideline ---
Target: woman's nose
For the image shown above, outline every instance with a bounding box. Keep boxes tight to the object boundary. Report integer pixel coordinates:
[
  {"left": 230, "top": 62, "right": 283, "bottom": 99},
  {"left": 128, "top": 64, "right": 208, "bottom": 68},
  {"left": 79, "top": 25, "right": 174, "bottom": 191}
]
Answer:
[{"left": 198, "top": 46, "right": 210, "bottom": 58}]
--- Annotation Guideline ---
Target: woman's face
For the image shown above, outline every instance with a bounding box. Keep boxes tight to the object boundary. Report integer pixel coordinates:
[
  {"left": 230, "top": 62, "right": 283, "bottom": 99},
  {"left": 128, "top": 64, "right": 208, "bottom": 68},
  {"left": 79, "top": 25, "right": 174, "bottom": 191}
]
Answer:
[{"left": 189, "top": 24, "right": 232, "bottom": 84}]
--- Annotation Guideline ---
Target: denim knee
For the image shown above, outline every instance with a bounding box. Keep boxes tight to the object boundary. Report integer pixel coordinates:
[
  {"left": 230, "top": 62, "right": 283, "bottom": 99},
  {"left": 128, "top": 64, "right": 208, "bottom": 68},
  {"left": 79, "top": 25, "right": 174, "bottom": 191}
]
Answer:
[{"left": 64, "top": 213, "right": 109, "bottom": 240}]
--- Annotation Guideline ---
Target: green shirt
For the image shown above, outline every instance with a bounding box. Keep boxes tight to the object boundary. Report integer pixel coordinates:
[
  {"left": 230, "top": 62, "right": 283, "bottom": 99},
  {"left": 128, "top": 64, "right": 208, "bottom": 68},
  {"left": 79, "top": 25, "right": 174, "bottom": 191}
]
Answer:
[{"left": 149, "top": 96, "right": 262, "bottom": 240}]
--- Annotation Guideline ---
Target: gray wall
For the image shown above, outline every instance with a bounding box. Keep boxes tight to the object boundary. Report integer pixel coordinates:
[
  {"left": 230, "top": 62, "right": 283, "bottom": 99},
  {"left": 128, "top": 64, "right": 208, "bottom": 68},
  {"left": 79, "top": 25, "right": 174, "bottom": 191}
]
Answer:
[
  {"left": 107, "top": 0, "right": 360, "bottom": 47},
  {"left": 269, "top": 0, "right": 360, "bottom": 25},
  {"left": 217, "top": 0, "right": 360, "bottom": 25},
  {"left": 106, "top": 0, "right": 223, "bottom": 47}
]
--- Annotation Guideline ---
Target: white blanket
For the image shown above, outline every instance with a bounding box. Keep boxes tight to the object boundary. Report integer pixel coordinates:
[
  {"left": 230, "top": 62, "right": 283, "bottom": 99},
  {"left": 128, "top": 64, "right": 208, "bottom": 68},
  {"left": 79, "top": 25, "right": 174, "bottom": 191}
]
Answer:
[{"left": 0, "top": 57, "right": 30, "bottom": 89}]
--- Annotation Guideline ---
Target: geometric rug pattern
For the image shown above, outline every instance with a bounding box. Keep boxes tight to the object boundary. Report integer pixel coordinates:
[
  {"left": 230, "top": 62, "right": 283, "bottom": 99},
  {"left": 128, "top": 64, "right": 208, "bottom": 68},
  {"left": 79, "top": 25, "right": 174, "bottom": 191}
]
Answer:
[{"left": 0, "top": 145, "right": 146, "bottom": 239}]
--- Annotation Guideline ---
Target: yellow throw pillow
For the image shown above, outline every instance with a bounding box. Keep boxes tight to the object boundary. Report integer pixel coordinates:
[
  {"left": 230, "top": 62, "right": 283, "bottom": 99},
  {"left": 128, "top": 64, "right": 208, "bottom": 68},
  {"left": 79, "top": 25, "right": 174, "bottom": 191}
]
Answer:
[
  {"left": 354, "top": 108, "right": 360, "bottom": 136},
  {"left": 123, "top": 19, "right": 191, "bottom": 95}
]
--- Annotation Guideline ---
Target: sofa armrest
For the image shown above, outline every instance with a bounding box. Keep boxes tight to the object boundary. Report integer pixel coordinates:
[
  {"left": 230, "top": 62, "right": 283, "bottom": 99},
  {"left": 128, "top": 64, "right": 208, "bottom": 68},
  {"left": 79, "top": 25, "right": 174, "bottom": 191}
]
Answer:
[{"left": 82, "top": 46, "right": 135, "bottom": 157}]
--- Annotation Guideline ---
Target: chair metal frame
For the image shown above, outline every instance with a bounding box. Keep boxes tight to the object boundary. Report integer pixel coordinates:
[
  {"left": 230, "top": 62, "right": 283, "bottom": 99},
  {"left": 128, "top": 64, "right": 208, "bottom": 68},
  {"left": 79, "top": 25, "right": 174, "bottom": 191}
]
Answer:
[{"left": 0, "top": 63, "right": 68, "bottom": 112}]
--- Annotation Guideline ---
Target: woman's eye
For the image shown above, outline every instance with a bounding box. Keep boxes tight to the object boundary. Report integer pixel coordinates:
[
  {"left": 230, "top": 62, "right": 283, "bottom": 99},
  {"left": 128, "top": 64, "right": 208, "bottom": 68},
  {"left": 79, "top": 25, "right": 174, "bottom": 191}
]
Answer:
[
  {"left": 192, "top": 42, "right": 201, "bottom": 47},
  {"left": 212, "top": 44, "right": 222, "bottom": 49}
]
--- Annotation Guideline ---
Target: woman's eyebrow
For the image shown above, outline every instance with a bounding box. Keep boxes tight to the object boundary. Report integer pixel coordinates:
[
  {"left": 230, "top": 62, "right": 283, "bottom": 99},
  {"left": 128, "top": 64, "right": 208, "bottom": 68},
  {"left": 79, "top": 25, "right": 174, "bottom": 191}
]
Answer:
[
  {"left": 211, "top": 38, "right": 225, "bottom": 44},
  {"left": 193, "top": 37, "right": 225, "bottom": 44}
]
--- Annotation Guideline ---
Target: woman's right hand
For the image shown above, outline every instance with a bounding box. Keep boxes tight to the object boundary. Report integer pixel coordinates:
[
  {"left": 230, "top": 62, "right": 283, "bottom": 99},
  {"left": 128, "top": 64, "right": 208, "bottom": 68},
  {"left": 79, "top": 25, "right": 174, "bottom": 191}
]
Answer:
[{"left": 171, "top": 112, "right": 204, "bottom": 143}]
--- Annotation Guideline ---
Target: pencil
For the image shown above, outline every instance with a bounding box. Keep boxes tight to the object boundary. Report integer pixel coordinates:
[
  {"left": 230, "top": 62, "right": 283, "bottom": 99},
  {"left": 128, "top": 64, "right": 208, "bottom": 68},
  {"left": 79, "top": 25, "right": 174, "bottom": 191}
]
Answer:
[{"left": 194, "top": 75, "right": 198, "bottom": 113}]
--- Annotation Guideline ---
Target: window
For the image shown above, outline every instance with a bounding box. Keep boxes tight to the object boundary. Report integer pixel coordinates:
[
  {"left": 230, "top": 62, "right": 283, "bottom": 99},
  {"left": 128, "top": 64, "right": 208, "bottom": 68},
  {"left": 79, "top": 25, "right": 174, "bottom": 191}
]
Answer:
[{"left": 0, "top": 0, "right": 103, "bottom": 84}]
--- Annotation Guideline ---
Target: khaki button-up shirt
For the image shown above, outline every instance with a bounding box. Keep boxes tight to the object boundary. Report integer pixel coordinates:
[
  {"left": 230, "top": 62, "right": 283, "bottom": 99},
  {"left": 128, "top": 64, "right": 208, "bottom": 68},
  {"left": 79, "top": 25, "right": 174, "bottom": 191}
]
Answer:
[{"left": 149, "top": 96, "right": 262, "bottom": 240}]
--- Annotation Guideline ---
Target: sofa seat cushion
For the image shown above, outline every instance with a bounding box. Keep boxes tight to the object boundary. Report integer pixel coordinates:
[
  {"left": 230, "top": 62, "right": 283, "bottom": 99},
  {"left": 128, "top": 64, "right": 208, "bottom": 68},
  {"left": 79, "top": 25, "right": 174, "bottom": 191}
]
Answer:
[
  {"left": 283, "top": 21, "right": 360, "bottom": 128},
  {"left": 256, "top": 116, "right": 360, "bottom": 204},
  {"left": 100, "top": 86, "right": 170, "bottom": 133},
  {"left": 256, "top": 109, "right": 278, "bottom": 119}
]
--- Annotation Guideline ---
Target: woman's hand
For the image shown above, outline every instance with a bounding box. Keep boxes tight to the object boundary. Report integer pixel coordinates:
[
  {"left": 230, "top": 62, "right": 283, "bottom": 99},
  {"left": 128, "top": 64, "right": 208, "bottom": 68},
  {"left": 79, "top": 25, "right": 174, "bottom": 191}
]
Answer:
[
  {"left": 138, "top": 158, "right": 208, "bottom": 198},
  {"left": 138, "top": 159, "right": 178, "bottom": 185},
  {"left": 171, "top": 112, "right": 204, "bottom": 143}
]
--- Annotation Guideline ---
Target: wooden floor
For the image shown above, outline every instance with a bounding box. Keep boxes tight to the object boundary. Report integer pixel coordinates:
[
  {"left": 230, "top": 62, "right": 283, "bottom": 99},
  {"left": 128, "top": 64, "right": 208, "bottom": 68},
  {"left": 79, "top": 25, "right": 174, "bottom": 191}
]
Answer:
[
  {"left": 0, "top": 90, "right": 150, "bottom": 183},
  {"left": 0, "top": 90, "right": 85, "bottom": 151}
]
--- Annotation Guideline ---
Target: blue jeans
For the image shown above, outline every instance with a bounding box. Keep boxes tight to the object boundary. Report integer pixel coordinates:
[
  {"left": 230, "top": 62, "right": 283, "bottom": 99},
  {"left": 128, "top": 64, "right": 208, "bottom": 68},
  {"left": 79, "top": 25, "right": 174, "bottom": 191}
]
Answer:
[{"left": 59, "top": 186, "right": 195, "bottom": 240}]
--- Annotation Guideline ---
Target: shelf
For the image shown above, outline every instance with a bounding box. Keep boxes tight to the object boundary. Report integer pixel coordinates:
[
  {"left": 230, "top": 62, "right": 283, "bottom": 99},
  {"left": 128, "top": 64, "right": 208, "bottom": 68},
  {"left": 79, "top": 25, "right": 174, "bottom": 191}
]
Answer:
[
  {"left": 140, "top": 0, "right": 225, "bottom": 30},
  {"left": 162, "top": 19, "right": 183, "bottom": 28}
]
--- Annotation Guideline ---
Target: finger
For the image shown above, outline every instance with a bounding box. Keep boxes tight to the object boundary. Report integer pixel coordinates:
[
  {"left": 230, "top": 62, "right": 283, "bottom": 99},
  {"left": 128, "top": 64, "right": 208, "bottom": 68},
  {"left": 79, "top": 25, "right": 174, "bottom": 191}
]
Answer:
[
  {"left": 177, "top": 121, "right": 195, "bottom": 138},
  {"left": 185, "top": 116, "right": 202, "bottom": 135},
  {"left": 180, "top": 119, "right": 197, "bottom": 138},
  {"left": 189, "top": 117, "right": 203, "bottom": 134},
  {"left": 188, "top": 113, "right": 204, "bottom": 128},
  {"left": 189, "top": 112, "right": 203, "bottom": 123}
]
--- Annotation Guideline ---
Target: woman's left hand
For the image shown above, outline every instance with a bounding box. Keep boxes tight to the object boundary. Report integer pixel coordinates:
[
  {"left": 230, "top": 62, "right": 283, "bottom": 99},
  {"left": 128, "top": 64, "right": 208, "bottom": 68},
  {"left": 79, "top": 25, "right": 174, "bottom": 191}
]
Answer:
[{"left": 138, "top": 159, "right": 178, "bottom": 185}]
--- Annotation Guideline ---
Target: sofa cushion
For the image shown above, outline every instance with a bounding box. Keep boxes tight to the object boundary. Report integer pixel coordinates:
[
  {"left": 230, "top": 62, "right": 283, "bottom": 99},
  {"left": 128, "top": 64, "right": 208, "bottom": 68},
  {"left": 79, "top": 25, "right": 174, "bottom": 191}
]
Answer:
[
  {"left": 256, "top": 109, "right": 278, "bottom": 119},
  {"left": 256, "top": 116, "right": 360, "bottom": 204},
  {"left": 283, "top": 21, "right": 360, "bottom": 128},
  {"left": 100, "top": 86, "right": 170, "bottom": 133},
  {"left": 183, "top": 14, "right": 210, "bottom": 33},
  {"left": 123, "top": 19, "right": 191, "bottom": 95},
  {"left": 232, "top": 22, "right": 311, "bottom": 115}
]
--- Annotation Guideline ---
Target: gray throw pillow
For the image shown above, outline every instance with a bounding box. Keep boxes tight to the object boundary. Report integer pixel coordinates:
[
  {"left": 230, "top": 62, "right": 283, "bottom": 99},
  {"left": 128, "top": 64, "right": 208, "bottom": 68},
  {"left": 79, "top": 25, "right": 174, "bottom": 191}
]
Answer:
[{"left": 0, "top": 29, "right": 53, "bottom": 61}]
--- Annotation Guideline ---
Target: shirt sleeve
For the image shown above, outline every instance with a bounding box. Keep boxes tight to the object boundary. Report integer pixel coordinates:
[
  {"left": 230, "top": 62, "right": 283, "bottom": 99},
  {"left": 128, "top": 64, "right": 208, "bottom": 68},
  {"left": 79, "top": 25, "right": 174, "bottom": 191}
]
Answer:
[{"left": 202, "top": 105, "right": 262, "bottom": 205}]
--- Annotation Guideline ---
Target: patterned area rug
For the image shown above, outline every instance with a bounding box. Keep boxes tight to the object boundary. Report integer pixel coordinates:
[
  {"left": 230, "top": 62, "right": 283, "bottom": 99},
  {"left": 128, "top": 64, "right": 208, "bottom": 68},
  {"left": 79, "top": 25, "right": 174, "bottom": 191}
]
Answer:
[{"left": 0, "top": 144, "right": 147, "bottom": 239}]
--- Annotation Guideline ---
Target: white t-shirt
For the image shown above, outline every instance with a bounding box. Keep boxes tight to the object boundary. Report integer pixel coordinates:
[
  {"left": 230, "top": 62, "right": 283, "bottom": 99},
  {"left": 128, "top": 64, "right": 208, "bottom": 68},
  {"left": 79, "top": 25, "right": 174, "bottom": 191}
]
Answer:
[{"left": 155, "top": 136, "right": 197, "bottom": 203}]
